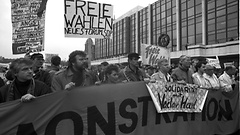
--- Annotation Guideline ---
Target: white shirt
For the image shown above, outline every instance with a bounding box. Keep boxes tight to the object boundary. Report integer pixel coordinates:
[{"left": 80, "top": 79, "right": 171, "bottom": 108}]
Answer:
[
  {"left": 192, "top": 72, "right": 209, "bottom": 88},
  {"left": 203, "top": 73, "right": 221, "bottom": 89},
  {"left": 151, "top": 70, "right": 172, "bottom": 83},
  {"left": 219, "top": 71, "right": 235, "bottom": 92}
]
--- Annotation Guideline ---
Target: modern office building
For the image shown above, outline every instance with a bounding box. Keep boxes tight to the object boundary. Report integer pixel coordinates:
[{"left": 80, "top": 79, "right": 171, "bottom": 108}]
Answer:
[{"left": 90, "top": 0, "right": 239, "bottom": 67}]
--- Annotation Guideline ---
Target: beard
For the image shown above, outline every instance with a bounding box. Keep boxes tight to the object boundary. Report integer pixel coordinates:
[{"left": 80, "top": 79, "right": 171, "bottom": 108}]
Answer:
[{"left": 74, "top": 62, "right": 88, "bottom": 71}]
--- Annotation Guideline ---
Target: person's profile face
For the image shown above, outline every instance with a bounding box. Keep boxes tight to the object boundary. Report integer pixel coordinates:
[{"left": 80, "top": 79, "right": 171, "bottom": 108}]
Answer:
[
  {"left": 181, "top": 57, "right": 191, "bottom": 68},
  {"left": 16, "top": 64, "right": 33, "bottom": 81},
  {"left": 129, "top": 57, "right": 139, "bottom": 67}
]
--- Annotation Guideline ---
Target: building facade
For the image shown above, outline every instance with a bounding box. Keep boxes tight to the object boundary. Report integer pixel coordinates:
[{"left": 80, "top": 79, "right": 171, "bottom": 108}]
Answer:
[{"left": 90, "top": 0, "right": 239, "bottom": 67}]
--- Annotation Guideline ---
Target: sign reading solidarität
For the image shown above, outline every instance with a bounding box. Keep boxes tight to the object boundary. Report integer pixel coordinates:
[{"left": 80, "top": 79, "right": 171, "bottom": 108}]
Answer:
[
  {"left": 141, "top": 44, "right": 170, "bottom": 66},
  {"left": 147, "top": 81, "right": 208, "bottom": 113},
  {"left": 64, "top": 0, "right": 114, "bottom": 38},
  {"left": 11, "top": 0, "right": 45, "bottom": 54}
]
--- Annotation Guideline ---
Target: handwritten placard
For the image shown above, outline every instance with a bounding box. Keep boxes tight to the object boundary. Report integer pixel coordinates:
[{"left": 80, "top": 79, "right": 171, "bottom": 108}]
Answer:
[
  {"left": 11, "top": 0, "right": 45, "bottom": 54},
  {"left": 141, "top": 44, "right": 170, "bottom": 66},
  {"left": 64, "top": 0, "right": 113, "bottom": 38},
  {"left": 206, "top": 58, "right": 221, "bottom": 68},
  {"left": 147, "top": 81, "right": 208, "bottom": 113}
]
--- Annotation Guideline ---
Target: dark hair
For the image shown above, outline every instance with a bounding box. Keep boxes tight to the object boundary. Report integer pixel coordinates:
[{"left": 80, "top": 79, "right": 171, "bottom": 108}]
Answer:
[
  {"left": 68, "top": 50, "right": 86, "bottom": 67},
  {"left": 101, "top": 61, "right": 109, "bottom": 66},
  {"left": 10, "top": 58, "right": 33, "bottom": 74},
  {"left": 51, "top": 55, "right": 61, "bottom": 66},
  {"left": 195, "top": 61, "right": 207, "bottom": 72},
  {"left": 105, "top": 64, "right": 119, "bottom": 76},
  {"left": 225, "top": 65, "right": 236, "bottom": 71},
  {"left": 30, "top": 53, "right": 44, "bottom": 60}
]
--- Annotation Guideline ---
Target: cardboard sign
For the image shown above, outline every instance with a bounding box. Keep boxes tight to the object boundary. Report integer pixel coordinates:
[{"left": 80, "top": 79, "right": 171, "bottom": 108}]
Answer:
[
  {"left": 64, "top": 0, "right": 114, "bottom": 38},
  {"left": 206, "top": 58, "right": 221, "bottom": 68},
  {"left": 147, "top": 81, "right": 208, "bottom": 113},
  {"left": 11, "top": 0, "right": 45, "bottom": 54},
  {"left": 141, "top": 44, "right": 170, "bottom": 66}
]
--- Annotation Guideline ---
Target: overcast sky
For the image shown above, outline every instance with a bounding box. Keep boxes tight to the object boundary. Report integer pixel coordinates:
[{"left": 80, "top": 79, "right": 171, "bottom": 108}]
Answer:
[{"left": 0, "top": 0, "right": 156, "bottom": 60}]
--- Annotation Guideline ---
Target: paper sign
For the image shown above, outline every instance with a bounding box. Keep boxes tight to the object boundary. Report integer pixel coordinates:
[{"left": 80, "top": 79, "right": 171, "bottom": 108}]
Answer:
[
  {"left": 11, "top": 0, "right": 45, "bottom": 54},
  {"left": 147, "top": 81, "right": 208, "bottom": 113},
  {"left": 64, "top": 0, "right": 114, "bottom": 38},
  {"left": 141, "top": 44, "right": 170, "bottom": 66}
]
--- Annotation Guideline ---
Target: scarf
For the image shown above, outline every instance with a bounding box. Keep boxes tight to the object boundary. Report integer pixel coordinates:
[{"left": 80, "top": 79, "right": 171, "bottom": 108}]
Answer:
[{"left": 7, "top": 79, "right": 35, "bottom": 101}]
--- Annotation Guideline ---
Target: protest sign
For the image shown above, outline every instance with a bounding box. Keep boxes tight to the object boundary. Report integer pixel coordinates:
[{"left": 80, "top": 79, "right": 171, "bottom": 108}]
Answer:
[
  {"left": 11, "top": 0, "right": 45, "bottom": 54},
  {"left": 206, "top": 58, "right": 221, "bottom": 68},
  {"left": 45, "top": 53, "right": 58, "bottom": 63},
  {"left": 64, "top": 0, "right": 114, "bottom": 38},
  {"left": 0, "top": 82, "right": 239, "bottom": 135},
  {"left": 141, "top": 44, "right": 170, "bottom": 66},
  {"left": 147, "top": 81, "right": 208, "bottom": 113}
]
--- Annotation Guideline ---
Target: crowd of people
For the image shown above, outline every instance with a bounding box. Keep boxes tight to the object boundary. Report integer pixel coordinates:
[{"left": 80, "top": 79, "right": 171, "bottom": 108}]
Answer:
[{"left": 0, "top": 50, "right": 239, "bottom": 104}]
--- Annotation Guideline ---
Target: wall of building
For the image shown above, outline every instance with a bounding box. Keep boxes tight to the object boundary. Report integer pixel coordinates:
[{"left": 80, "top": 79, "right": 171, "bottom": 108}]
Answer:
[{"left": 91, "top": 0, "right": 239, "bottom": 65}]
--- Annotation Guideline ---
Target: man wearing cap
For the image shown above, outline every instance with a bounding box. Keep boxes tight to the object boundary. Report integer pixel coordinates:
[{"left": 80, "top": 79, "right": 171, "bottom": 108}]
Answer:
[
  {"left": 31, "top": 53, "right": 52, "bottom": 87},
  {"left": 119, "top": 53, "right": 145, "bottom": 82}
]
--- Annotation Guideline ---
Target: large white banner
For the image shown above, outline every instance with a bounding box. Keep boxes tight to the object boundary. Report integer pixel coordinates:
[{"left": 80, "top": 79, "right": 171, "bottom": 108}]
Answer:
[
  {"left": 141, "top": 44, "right": 170, "bottom": 66},
  {"left": 64, "top": 0, "right": 113, "bottom": 38}
]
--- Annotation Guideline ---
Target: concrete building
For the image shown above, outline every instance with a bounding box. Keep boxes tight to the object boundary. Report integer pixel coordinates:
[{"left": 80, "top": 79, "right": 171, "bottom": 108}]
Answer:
[{"left": 90, "top": 0, "right": 239, "bottom": 67}]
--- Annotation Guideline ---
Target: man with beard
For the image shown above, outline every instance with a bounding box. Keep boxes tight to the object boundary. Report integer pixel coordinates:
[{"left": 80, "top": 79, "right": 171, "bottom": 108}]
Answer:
[
  {"left": 51, "top": 50, "right": 97, "bottom": 91},
  {"left": 31, "top": 53, "right": 52, "bottom": 87},
  {"left": 0, "top": 58, "right": 52, "bottom": 103},
  {"left": 171, "top": 55, "right": 194, "bottom": 84}
]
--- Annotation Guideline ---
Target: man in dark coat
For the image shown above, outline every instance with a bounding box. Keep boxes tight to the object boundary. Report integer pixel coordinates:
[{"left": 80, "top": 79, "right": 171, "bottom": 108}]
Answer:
[
  {"left": 31, "top": 53, "right": 52, "bottom": 87},
  {"left": 0, "top": 58, "right": 52, "bottom": 103},
  {"left": 119, "top": 53, "right": 145, "bottom": 82}
]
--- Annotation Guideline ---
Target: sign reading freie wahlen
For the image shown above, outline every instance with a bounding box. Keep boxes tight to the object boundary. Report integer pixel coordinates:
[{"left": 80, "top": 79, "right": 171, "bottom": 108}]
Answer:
[
  {"left": 64, "top": 0, "right": 114, "bottom": 38},
  {"left": 11, "top": 0, "right": 45, "bottom": 54},
  {"left": 141, "top": 44, "right": 170, "bottom": 66}
]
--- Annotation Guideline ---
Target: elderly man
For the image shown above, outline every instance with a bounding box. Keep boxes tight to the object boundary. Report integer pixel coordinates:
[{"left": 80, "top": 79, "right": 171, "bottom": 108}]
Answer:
[
  {"left": 171, "top": 55, "right": 194, "bottom": 84},
  {"left": 0, "top": 58, "right": 52, "bottom": 103},
  {"left": 151, "top": 58, "right": 172, "bottom": 83},
  {"left": 119, "top": 53, "right": 145, "bottom": 82},
  {"left": 203, "top": 64, "right": 221, "bottom": 91},
  {"left": 219, "top": 65, "right": 237, "bottom": 92},
  {"left": 51, "top": 50, "right": 97, "bottom": 91}
]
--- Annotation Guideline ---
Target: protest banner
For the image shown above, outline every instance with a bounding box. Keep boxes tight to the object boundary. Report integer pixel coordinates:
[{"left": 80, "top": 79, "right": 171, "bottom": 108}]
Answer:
[
  {"left": 0, "top": 82, "right": 239, "bottom": 135},
  {"left": 141, "top": 44, "right": 170, "bottom": 66},
  {"left": 11, "top": 0, "right": 45, "bottom": 54},
  {"left": 147, "top": 81, "right": 208, "bottom": 113},
  {"left": 64, "top": 0, "right": 114, "bottom": 38}
]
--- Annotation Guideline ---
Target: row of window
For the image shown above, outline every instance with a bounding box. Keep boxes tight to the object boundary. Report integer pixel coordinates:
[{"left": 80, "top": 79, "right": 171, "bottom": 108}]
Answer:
[{"left": 94, "top": 0, "right": 239, "bottom": 59}]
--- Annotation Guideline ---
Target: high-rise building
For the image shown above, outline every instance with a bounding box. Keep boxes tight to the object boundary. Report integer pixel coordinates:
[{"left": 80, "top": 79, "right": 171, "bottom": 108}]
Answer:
[{"left": 91, "top": 0, "right": 239, "bottom": 67}]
